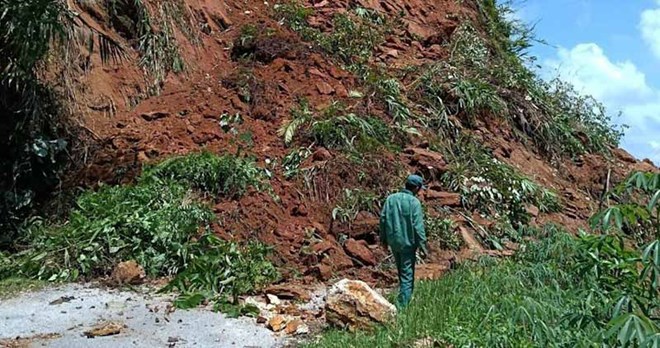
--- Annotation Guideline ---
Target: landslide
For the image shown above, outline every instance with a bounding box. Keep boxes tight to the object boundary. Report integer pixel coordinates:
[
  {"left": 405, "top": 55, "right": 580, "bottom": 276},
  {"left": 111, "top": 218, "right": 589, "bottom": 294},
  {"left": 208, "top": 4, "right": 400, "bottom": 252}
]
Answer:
[{"left": 11, "top": 0, "right": 658, "bottom": 287}]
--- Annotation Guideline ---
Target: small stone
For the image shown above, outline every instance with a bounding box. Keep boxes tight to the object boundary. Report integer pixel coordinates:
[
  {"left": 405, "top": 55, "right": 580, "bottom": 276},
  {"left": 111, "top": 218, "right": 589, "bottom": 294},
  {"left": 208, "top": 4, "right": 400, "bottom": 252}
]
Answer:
[
  {"left": 256, "top": 316, "right": 268, "bottom": 324},
  {"left": 83, "top": 322, "right": 123, "bottom": 338},
  {"left": 266, "top": 294, "right": 281, "bottom": 305},
  {"left": 316, "top": 264, "right": 333, "bottom": 281},
  {"left": 284, "top": 319, "right": 304, "bottom": 335},
  {"left": 268, "top": 315, "right": 287, "bottom": 332},
  {"left": 527, "top": 205, "right": 540, "bottom": 217},
  {"left": 424, "top": 191, "right": 461, "bottom": 207},
  {"left": 140, "top": 111, "right": 169, "bottom": 121},
  {"left": 316, "top": 81, "right": 335, "bottom": 95}
]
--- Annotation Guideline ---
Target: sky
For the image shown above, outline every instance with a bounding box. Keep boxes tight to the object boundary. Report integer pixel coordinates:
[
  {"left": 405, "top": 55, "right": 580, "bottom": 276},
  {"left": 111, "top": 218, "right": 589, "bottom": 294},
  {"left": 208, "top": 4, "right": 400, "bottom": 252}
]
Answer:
[{"left": 511, "top": 0, "right": 660, "bottom": 164}]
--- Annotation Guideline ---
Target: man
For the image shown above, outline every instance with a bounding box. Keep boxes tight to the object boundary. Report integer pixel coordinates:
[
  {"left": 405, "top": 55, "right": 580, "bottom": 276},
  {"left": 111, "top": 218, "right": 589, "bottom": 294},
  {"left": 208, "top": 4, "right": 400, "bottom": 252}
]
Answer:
[{"left": 379, "top": 174, "right": 427, "bottom": 309}]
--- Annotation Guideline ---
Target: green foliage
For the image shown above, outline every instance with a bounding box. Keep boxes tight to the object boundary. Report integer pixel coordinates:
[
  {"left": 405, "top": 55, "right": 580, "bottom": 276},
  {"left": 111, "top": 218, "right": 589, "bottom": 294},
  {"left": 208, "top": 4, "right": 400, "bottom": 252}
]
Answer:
[
  {"left": 105, "top": 0, "right": 194, "bottom": 89},
  {"left": 0, "top": 152, "right": 277, "bottom": 313},
  {"left": 281, "top": 146, "right": 312, "bottom": 179},
  {"left": 442, "top": 136, "right": 561, "bottom": 245},
  {"left": 413, "top": 1, "right": 624, "bottom": 160},
  {"left": 0, "top": 277, "right": 45, "bottom": 299},
  {"left": 276, "top": 3, "right": 386, "bottom": 72},
  {"left": 332, "top": 189, "right": 381, "bottom": 224},
  {"left": 8, "top": 180, "right": 214, "bottom": 281},
  {"left": 163, "top": 234, "right": 279, "bottom": 307},
  {"left": 279, "top": 100, "right": 396, "bottom": 153},
  {"left": 308, "top": 230, "right": 607, "bottom": 347},
  {"left": 425, "top": 216, "right": 463, "bottom": 251},
  {"left": 143, "top": 151, "right": 265, "bottom": 198},
  {"left": 0, "top": 0, "right": 71, "bottom": 247}
]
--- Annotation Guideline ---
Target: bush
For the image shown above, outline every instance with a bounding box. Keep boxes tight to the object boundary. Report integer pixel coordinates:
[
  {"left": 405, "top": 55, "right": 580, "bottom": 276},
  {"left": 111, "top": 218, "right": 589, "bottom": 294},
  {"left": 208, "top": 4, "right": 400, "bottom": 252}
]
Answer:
[
  {"left": 143, "top": 151, "right": 265, "bottom": 198},
  {"left": 308, "top": 231, "right": 603, "bottom": 347},
  {"left": 426, "top": 216, "right": 463, "bottom": 251},
  {"left": 275, "top": 3, "right": 387, "bottom": 72},
  {"left": 8, "top": 180, "right": 214, "bottom": 281},
  {"left": 1, "top": 152, "right": 277, "bottom": 312},
  {"left": 165, "top": 235, "right": 280, "bottom": 308},
  {"left": 442, "top": 136, "right": 561, "bottom": 245}
]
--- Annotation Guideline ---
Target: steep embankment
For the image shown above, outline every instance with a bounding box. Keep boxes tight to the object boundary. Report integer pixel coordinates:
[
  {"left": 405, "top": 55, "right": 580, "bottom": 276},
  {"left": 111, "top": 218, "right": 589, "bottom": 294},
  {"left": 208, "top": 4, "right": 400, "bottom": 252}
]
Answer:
[{"left": 35, "top": 0, "right": 657, "bottom": 288}]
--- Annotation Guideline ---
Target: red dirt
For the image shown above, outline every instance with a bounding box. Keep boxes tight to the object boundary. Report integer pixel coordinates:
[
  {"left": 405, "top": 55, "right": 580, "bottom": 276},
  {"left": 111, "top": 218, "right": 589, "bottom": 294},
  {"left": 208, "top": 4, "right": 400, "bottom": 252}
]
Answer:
[{"left": 54, "top": 0, "right": 658, "bottom": 288}]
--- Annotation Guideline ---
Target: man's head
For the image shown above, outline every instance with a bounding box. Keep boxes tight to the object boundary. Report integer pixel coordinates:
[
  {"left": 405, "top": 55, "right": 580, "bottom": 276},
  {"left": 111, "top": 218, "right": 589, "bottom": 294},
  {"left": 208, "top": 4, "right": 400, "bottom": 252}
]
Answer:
[{"left": 405, "top": 174, "right": 426, "bottom": 194}]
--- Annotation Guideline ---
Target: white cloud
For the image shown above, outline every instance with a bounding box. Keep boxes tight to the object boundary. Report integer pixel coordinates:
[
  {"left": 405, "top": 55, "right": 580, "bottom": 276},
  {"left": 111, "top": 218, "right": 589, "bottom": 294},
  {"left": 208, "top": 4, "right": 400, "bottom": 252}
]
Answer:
[
  {"left": 543, "top": 43, "right": 660, "bottom": 164},
  {"left": 545, "top": 43, "right": 653, "bottom": 105},
  {"left": 641, "top": 2, "right": 660, "bottom": 59}
]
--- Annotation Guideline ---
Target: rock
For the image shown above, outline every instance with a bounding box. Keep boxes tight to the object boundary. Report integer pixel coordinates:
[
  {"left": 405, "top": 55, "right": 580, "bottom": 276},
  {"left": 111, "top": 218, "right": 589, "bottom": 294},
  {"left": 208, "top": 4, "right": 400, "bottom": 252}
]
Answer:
[
  {"left": 83, "top": 322, "right": 123, "bottom": 338},
  {"left": 268, "top": 315, "right": 287, "bottom": 332},
  {"left": 424, "top": 191, "right": 461, "bottom": 207},
  {"left": 316, "top": 81, "right": 335, "bottom": 95},
  {"left": 527, "top": 205, "right": 540, "bottom": 217},
  {"left": 404, "top": 147, "right": 448, "bottom": 178},
  {"left": 312, "top": 147, "right": 332, "bottom": 161},
  {"left": 312, "top": 240, "right": 336, "bottom": 255},
  {"left": 291, "top": 204, "right": 308, "bottom": 217},
  {"left": 284, "top": 319, "right": 304, "bottom": 335},
  {"left": 140, "top": 111, "right": 169, "bottom": 121},
  {"left": 266, "top": 294, "right": 281, "bottom": 306},
  {"left": 325, "top": 279, "right": 396, "bottom": 331},
  {"left": 315, "top": 264, "right": 333, "bottom": 281},
  {"left": 344, "top": 239, "right": 376, "bottom": 266},
  {"left": 111, "top": 260, "right": 146, "bottom": 285},
  {"left": 308, "top": 67, "right": 328, "bottom": 78},
  {"left": 265, "top": 284, "right": 311, "bottom": 301},
  {"left": 324, "top": 249, "right": 355, "bottom": 271},
  {"left": 49, "top": 296, "right": 75, "bottom": 305}
]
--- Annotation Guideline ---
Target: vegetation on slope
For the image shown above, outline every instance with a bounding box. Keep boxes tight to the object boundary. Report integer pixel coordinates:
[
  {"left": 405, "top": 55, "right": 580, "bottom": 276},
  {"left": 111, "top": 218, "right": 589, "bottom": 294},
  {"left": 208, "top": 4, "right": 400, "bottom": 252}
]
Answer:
[
  {"left": 0, "top": 152, "right": 279, "bottom": 309},
  {"left": 311, "top": 171, "right": 660, "bottom": 347}
]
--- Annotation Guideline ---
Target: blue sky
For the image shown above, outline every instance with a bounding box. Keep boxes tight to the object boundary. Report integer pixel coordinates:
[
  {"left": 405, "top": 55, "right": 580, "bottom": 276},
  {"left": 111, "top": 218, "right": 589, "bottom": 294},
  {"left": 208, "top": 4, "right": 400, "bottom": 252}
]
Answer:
[{"left": 512, "top": 0, "right": 660, "bottom": 163}]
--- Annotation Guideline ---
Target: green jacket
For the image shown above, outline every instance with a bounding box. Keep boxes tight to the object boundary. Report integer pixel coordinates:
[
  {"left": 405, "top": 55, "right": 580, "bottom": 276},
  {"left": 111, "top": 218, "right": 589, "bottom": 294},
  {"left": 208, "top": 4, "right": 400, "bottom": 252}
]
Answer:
[{"left": 379, "top": 189, "right": 426, "bottom": 252}]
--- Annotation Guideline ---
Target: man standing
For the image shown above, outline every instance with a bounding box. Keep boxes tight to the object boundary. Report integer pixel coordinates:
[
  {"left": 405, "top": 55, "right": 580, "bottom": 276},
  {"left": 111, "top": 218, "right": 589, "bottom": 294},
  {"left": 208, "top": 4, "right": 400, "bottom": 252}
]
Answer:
[{"left": 379, "top": 174, "right": 427, "bottom": 309}]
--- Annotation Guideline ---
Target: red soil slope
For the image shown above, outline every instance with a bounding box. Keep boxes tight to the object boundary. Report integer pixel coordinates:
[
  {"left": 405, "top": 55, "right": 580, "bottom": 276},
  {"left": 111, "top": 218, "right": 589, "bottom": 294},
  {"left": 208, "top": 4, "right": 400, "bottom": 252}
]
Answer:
[{"left": 57, "top": 0, "right": 657, "bottom": 287}]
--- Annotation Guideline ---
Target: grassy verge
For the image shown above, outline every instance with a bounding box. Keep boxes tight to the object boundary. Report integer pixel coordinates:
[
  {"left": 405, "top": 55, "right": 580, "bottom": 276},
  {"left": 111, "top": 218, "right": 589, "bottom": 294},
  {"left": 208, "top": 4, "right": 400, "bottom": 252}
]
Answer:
[
  {"left": 307, "top": 230, "right": 602, "bottom": 347},
  {"left": 0, "top": 277, "right": 46, "bottom": 299}
]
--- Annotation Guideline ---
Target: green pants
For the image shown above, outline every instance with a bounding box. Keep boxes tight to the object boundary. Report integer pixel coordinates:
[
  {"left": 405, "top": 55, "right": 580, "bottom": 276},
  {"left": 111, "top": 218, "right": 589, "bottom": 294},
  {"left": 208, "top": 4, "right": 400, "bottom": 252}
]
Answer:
[{"left": 393, "top": 249, "right": 416, "bottom": 308}]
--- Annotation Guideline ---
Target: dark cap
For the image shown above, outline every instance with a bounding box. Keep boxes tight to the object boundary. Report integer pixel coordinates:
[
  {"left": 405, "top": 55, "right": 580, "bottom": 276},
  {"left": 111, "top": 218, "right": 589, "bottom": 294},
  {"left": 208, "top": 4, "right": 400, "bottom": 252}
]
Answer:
[{"left": 406, "top": 174, "right": 427, "bottom": 190}]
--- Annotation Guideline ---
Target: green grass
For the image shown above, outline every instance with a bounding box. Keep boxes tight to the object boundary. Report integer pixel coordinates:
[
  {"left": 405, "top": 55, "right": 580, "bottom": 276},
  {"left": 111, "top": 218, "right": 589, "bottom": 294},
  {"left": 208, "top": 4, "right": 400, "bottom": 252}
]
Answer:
[
  {"left": 0, "top": 277, "right": 46, "bottom": 299},
  {"left": 308, "top": 231, "right": 606, "bottom": 348}
]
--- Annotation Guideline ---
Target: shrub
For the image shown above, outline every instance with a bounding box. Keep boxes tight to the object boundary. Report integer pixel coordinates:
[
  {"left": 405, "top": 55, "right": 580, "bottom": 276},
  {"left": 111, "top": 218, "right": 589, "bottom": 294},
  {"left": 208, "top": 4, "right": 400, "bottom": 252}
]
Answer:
[
  {"left": 143, "top": 151, "right": 265, "bottom": 198},
  {"left": 1, "top": 152, "right": 277, "bottom": 313},
  {"left": 426, "top": 216, "right": 463, "bottom": 251},
  {"left": 332, "top": 188, "right": 381, "bottom": 224},
  {"left": 9, "top": 180, "right": 214, "bottom": 280},
  {"left": 442, "top": 136, "right": 561, "bottom": 245},
  {"left": 275, "top": 3, "right": 387, "bottom": 72},
  {"left": 165, "top": 235, "right": 280, "bottom": 308}
]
